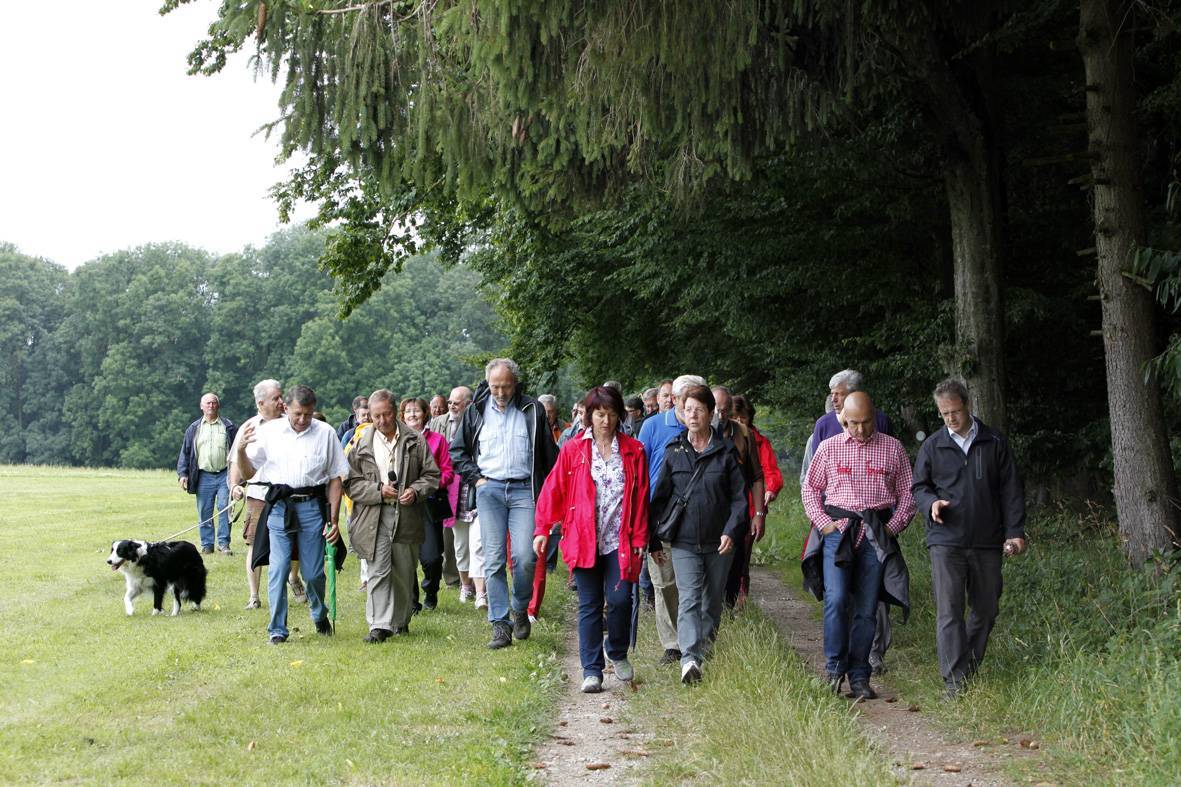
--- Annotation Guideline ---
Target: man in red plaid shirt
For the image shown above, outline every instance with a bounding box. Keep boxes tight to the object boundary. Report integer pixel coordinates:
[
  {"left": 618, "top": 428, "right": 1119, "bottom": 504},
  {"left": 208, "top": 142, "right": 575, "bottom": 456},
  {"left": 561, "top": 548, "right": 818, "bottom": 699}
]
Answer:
[{"left": 802, "top": 392, "right": 916, "bottom": 699}]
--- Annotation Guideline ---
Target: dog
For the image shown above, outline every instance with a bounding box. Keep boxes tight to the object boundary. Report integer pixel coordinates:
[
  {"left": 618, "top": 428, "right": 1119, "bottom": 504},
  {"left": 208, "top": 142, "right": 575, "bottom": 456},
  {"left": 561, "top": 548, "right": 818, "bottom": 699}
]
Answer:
[{"left": 106, "top": 540, "right": 208, "bottom": 616}]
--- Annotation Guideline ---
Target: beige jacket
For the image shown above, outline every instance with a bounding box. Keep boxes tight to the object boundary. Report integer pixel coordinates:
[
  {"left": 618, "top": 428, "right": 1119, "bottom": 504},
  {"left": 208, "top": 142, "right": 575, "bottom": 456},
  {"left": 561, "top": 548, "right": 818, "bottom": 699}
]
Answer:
[{"left": 344, "top": 424, "right": 440, "bottom": 559}]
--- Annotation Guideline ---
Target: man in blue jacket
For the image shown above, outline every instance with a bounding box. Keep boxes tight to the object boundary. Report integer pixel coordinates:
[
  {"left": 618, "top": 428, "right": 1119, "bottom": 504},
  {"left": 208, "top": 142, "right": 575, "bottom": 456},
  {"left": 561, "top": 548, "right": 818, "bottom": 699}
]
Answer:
[
  {"left": 912, "top": 379, "right": 1026, "bottom": 698},
  {"left": 177, "top": 392, "right": 238, "bottom": 555}
]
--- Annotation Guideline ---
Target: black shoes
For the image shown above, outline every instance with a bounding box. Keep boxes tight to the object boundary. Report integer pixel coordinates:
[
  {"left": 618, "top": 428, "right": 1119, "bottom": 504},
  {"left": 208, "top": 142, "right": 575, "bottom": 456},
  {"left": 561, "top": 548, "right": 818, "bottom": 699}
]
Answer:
[
  {"left": 487, "top": 622, "right": 513, "bottom": 649},
  {"left": 511, "top": 610, "right": 531, "bottom": 641},
  {"left": 269, "top": 635, "right": 287, "bottom": 645},
  {"left": 364, "top": 629, "right": 392, "bottom": 643},
  {"left": 423, "top": 592, "right": 438, "bottom": 611},
  {"left": 848, "top": 680, "right": 877, "bottom": 700},
  {"left": 659, "top": 649, "right": 682, "bottom": 666},
  {"left": 411, "top": 601, "right": 423, "bottom": 615},
  {"left": 315, "top": 618, "right": 333, "bottom": 636}
]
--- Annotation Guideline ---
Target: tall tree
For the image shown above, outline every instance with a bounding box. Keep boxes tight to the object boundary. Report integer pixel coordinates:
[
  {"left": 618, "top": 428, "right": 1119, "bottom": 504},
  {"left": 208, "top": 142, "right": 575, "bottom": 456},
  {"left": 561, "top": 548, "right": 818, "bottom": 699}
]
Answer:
[{"left": 1079, "top": 0, "right": 1180, "bottom": 562}]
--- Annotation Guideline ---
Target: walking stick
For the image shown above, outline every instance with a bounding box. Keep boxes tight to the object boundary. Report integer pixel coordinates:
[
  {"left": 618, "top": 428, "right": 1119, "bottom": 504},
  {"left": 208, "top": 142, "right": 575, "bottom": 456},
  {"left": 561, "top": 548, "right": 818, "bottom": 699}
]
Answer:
[{"left": 629, "top": 555, "right": 641, "bottom": 651}]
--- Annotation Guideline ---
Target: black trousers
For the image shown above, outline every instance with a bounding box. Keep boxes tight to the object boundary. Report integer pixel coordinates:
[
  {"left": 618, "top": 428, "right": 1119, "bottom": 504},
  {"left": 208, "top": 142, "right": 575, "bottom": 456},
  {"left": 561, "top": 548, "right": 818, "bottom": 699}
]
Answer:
[
  {"left": 414, "top": 513, "right": 444, "bottom": 601},
  {"left": 930, "top": 545, "right": 1003, "bottom": 686}
]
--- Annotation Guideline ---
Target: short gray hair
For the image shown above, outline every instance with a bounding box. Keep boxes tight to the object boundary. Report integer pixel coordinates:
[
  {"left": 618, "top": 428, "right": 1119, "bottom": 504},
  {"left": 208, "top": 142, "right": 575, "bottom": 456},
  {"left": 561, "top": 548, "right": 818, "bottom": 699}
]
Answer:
[
  {"left": 642, "top": 387, "right": 658, "bottom": 400},
  {"left": 369, "top": 389, "right": 395, "bottom": 408},
  {"left": 602, "top": 380, "right": 623, "bottom": 393},
  {"left": 828, "top": 369, "right": 864, "bottom": 393},
  {"left": 538, "top": 394, "right": 557, "bottom": 407},
  {"left": 672, "top": 374, "right": 707, "bottom": 398},
  {"left": 253, "top": 378, "right": 281, "bottom": 402},
  {"left": 933, "top": 378, "right": 970, "bottom": 406},
  {"left": 485, "top": 358, "right": 520, "bottom": 380}
]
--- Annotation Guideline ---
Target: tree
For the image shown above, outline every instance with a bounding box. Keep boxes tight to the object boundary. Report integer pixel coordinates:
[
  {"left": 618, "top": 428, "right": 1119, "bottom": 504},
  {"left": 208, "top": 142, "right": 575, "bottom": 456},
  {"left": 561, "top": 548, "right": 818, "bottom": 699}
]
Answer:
[{"left": 1080, "top": 0, "right": 1180, "bottom": 562}]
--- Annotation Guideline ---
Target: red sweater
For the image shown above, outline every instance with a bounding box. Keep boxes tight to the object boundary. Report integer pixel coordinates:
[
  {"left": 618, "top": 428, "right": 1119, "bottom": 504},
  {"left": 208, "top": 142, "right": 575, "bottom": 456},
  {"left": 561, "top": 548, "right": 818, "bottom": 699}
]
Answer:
[{"left": 534, "top": 432, "right": 650, "bottom": 582}]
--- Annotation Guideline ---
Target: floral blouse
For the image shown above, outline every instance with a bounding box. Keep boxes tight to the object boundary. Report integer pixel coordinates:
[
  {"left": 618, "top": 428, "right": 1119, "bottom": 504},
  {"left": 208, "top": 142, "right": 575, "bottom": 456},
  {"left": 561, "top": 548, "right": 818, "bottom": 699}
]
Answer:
[{"left": 586, "top": 429, "right": 625, "bottom": 555}]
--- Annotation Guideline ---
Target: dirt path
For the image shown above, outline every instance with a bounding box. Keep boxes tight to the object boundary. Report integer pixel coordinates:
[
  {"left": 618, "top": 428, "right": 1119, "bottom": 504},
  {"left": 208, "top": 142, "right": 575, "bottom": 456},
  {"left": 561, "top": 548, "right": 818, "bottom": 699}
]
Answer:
[
  {"left": 750, "top": 567, "right": 1038, "bottom": 786},
  {"left": 529, "top": 622, "right": 653, "bottom": 784}
]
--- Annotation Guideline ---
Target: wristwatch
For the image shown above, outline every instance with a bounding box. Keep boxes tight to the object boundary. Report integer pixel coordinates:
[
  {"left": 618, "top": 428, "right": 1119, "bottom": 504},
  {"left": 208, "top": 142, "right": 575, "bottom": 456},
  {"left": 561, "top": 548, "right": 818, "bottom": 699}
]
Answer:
[{"left": 754, "top": 510, "right": 766, "bottom": 517}]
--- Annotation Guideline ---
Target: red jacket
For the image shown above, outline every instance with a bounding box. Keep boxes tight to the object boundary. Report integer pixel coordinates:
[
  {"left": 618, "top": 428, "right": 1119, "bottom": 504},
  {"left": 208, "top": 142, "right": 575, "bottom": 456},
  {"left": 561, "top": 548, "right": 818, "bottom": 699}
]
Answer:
[
  {"left": 754, "top": 428, "right": 784, "bottom": 499},
  {"left": 534, "top": 431, "right": 650, "bottom": 583}
]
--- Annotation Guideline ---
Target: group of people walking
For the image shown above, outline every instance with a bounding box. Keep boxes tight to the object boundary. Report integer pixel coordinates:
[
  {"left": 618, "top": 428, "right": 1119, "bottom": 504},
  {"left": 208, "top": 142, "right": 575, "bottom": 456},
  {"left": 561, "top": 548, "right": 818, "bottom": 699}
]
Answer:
[{"left": 176, "top": 360, "right": 1025, "bottom": 701}]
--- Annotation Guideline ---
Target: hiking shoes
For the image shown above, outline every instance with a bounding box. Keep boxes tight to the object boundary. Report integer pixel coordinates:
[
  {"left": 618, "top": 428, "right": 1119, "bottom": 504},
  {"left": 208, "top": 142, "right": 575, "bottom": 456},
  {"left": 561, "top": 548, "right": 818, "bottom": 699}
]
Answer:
[
  {"left": 487, "top": 622, "right": 513, "bottom": 649},
  {"left": 612, "top": 658, "right": 635, "bottom": 683},
  {"left": 659, "top": 649, "right": 682, "bottom": 666},
  {"left": 680, "top": 661, "right": 702, "bottom": 685},
  {"left": 848, "top": 680, "right": 877, "bottom": 700},
  {"left": 315, "top": 618, "right": 333, "bottom": 636},
  {"left": 511, "top": 609, "right": 532, "bottom": 640}
]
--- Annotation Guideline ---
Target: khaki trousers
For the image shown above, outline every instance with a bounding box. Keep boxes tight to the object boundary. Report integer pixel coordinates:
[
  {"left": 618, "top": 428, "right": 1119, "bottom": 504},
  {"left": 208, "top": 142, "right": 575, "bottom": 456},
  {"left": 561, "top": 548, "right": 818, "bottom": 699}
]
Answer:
[
  {"left": 366, "top": 506, "right": 418, "bottom": 631},
  {"left": 648, "top": 552, "right": 680, "bottom": 651}
]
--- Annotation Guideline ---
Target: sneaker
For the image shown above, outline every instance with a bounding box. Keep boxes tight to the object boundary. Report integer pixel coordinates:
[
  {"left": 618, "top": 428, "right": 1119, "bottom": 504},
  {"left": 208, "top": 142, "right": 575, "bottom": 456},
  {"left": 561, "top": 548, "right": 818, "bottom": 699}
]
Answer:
[
  {"left": 268, "top": 634, "right": 287, "bottom": 645},
  {"left": 358, "top": 580, "right": 368, "bottom": 592},
  {"left": 218, "top": 544, "right": 233, "bottom": 556},
  {"left": 290, "top": 578, "right": 307, "bottom": 604},
  {"left": 200, "top": 545, "right": 214, "bottom": 555},
  {"left": 680, "top": 661, "right": 702, "bottom": 685},
  {"left": 459, "top": 584, "right": 475, "bottom": 603},
  {"left": 423, "top": 592, "right": 438, "bottom": 611},
  {"left": 244, "top": 597, "right": 261, "bottom": 610},
  {"left": 474, "top": 592, "right": 488, "bottom": 610},
  {"left": 487, "top": 622, "right": 513, "bottom": 649},
  {"left": 511, "top": 609, "right": 532, "bottom": 640},
  {"left": 580, "top": 675, "right": 603, "bottom": 693},
  {"left": 363, "top": 629, "right": 392, "bottom": 644},
  {"left": 613, "top": 658, "right": 634, "bottom": 683},
  {"left": 528, "top": 614, "right": 538, "bottom": 625},
  {"left": 869, "top": 654, "right": 887, "bottom": 675},
  {"left": 315, "top": 618, "right": 333, "bottom": 636},
  {"left": 848, "top": 680, "right": 877, "bottom": 700},
  {"left": 659, "top": 649, "right": 682, "bottom": 666}
]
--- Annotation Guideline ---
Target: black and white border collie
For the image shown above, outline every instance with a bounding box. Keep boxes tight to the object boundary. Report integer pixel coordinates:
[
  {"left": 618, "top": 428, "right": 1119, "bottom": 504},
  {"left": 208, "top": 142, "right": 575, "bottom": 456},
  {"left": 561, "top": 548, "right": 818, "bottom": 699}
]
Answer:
[{"left": 106, "top": 540, "right": 208, "bottom": 616}]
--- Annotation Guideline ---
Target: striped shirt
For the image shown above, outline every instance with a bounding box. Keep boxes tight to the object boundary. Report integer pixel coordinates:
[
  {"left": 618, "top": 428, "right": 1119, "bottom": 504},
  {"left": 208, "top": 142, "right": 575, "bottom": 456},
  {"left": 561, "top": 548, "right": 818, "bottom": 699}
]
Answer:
[{"left": 802, "top": 430, "right": 916, "bottom": 546}]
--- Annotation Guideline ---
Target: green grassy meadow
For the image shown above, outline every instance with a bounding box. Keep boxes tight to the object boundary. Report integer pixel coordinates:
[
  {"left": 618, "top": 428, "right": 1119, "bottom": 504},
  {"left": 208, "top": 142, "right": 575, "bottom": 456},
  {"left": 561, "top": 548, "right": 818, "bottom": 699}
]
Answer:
[{"left": 0, "top": 465, "right": 567, "bottom": 784}]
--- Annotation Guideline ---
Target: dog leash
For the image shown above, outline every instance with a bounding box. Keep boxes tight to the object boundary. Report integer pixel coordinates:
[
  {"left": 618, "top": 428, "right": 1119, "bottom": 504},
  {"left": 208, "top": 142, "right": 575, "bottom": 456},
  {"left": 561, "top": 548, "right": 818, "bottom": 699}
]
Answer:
[{"left": 156, "top": 498, "right": 244, "bottom": 543}]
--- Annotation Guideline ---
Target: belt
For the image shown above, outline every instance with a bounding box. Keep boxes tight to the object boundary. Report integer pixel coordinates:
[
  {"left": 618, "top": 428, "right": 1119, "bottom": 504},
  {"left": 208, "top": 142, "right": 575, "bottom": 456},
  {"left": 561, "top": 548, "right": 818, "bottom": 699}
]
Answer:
[
  {"left": 485, "top": 477, "right": 530, "bottom": 484},
  {"left": 287, "top": 494, "right": 318, "bottom": 502}
]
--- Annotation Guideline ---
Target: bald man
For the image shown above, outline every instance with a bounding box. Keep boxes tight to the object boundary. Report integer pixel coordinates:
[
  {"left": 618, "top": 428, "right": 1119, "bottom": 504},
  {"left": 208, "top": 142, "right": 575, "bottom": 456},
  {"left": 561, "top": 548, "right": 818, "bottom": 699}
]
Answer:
[{"left": 801, "top": 392, "right": 916, "bottom": 700}]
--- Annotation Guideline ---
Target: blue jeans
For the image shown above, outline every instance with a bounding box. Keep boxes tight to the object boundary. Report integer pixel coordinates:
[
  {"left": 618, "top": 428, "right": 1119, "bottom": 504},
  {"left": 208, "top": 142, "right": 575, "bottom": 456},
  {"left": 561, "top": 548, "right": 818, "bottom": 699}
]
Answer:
[
  {"left": 195, "top": 469, "right": 230, "bottom": 549},
  {"left": 572, "top": 550, "right": 633, "bottom": 678},
  {"left": 670, "top": 547, "right": 734, "bottom": 666},
  {"left": 821, "top": 532, "right": 884, "bottom": 683},
  {"left": 266, "top": 500, "right": 327, "bottom": 639},
  {"left": 476, "top": 479, "right": 536, "bottom": 625}
]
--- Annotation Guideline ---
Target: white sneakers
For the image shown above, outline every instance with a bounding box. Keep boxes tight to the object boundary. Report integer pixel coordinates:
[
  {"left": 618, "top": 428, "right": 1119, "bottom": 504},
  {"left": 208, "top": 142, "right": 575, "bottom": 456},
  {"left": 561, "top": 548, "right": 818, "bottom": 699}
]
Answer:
[
  {"left": 474, "top": 592, "right": 488, "bottom": 610},
  {"left": 612, "top": 658, "right": 634, "bottom": 682},
  {"left": 681, "top": 660, "right": 702, "bottom": 685},
  {"left": 581, "top": 675, "right": 603, "bottom": 693}
]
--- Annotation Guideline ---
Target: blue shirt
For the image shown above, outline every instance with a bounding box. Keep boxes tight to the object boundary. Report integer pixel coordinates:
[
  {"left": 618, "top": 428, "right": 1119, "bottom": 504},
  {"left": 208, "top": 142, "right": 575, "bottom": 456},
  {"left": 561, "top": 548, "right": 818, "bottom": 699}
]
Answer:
[
  {"left": 810, "top": 409, "right": 893, "bottom": 448},
  {"left": 477, "top": 398, "right": 531, "bottom": 480},
  {"left": 637, "top": 408, "right": 686, "bottom": 500}
]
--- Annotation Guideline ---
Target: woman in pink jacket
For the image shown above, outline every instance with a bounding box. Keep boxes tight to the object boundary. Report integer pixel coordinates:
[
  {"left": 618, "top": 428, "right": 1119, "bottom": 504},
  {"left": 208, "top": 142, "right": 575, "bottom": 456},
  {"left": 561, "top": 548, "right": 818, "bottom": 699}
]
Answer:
[
  {"left": 401, "top": 397, "right": 455, "bottom": 611},
  {"left": 534, "top": 386, "right": 650, "bottom": 693}
]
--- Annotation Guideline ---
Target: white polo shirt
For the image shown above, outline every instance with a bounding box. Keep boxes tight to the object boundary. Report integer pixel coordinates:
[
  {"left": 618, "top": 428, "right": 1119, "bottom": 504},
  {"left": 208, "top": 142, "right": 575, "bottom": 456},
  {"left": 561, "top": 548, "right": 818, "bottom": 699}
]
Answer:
[{"left": 245, "top": 417, "right": 350, "bottom": 488}]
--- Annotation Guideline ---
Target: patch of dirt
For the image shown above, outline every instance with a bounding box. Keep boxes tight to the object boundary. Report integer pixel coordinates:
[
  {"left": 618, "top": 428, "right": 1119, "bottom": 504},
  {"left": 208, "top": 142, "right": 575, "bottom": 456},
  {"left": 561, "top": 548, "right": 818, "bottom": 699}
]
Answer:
[
  {"left": 750, "top": 567, "right": 1040, "bottom": 786},
  {"left": 529, "top": 623, "right": 652, "bottom": 785}
]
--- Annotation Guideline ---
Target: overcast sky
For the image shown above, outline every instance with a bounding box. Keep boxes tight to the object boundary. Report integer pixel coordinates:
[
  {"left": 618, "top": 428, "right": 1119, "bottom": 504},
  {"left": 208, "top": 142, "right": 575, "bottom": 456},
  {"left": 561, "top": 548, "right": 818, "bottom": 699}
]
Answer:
[{"left": 0, "top": 1, "right": 312, "bottom": 270}]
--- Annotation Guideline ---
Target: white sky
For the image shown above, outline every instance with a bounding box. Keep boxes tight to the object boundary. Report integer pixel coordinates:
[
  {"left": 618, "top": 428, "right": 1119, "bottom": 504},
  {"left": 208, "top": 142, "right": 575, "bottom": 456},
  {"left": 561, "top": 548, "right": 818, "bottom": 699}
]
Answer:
[{"left": 0, "top": 1, "right": 313, "bottom": 270}]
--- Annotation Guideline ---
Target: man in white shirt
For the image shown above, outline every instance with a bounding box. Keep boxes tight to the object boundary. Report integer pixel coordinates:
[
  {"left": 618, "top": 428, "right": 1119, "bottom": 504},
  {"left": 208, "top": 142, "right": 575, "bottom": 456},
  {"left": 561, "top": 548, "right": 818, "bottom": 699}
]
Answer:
[{"left": 235, "top": 384, "right": 350, "bottom": 644}]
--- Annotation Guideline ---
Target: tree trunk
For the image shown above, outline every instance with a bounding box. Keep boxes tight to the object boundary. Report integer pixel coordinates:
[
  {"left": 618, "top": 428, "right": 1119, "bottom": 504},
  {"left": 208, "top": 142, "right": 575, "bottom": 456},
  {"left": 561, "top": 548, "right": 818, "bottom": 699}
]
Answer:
[
  {"left": 1079, "top": 0, "right": 1180, "bottom": 563},
  {"left": 944, "top": 134, "right": 1008, "bottom": 435}
]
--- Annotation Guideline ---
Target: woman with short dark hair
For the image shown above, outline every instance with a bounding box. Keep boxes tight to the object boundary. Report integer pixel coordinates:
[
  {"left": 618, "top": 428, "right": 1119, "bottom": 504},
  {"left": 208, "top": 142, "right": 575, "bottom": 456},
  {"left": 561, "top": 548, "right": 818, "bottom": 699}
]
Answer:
[
  {"left": 649, "top": 384, "right": 747, "bottom": 684},
  {"left": 730, "top": 394, "right": 784, "bottom": 601},
  {"left": 401, "top": 397, "right": 455, "bottom": 611},
  {"left": 534, "top": 386, "right": 650, "bottom": 693}
]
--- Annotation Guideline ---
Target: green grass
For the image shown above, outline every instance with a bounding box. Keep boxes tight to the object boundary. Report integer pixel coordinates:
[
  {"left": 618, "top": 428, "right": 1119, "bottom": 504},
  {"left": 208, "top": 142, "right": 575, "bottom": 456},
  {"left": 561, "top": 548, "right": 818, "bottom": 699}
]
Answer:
[
  {"left": 759, "top": 487, "right": 1181, "bottom": 785},
  {"left": 623, "top": 604, "right": 895, "bottom": 785},
  {"left": 0, "top": 465, "right": 567, "bottom": 784}
]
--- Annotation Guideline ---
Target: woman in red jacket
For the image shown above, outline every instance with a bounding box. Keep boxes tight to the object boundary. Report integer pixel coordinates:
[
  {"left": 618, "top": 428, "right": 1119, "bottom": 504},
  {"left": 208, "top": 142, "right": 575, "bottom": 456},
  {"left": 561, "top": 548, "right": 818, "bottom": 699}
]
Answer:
[{"left": 534, "top": 386, "right": 650, "bottom": 693}]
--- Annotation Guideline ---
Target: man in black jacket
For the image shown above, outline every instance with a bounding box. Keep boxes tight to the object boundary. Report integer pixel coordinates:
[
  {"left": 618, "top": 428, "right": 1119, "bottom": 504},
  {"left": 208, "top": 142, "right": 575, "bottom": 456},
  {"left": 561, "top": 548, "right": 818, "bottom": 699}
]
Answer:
[
  {"left": 450, "top": 358, "right": 558, "bottom": 649},
  {"left": 912, "top": 379, "right": 1027, "bottom": 698}
]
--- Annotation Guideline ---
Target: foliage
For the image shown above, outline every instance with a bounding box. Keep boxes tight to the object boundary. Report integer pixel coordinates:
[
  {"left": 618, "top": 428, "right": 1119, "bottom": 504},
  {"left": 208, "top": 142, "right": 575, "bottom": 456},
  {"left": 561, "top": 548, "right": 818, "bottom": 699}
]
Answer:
[{"left": 0, "top": 227, "right": 504, "bottom": 469}]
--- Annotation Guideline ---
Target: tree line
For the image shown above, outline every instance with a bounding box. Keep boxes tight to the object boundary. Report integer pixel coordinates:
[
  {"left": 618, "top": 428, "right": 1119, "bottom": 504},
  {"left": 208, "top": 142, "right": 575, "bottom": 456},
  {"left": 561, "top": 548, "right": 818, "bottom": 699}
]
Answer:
[
  {"left": 0, "top": 228, "right": 504, "bottom": 469},
  {"left": 167, "top": 0, "right": 1181, "bottom": 566}
]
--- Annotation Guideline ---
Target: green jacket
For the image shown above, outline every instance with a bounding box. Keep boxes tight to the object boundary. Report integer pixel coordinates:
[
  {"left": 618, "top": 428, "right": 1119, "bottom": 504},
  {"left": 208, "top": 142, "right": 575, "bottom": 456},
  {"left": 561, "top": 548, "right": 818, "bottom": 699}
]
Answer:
[{"left": 344, "top": 424, "right": 440, "bottom": 559}]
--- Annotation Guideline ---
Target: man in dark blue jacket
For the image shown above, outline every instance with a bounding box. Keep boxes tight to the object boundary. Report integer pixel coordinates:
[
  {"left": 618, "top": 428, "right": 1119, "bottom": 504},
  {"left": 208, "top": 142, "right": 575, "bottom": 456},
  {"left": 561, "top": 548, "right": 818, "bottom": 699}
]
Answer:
[
  {"left": 177, "top": 392, "right": 238, "bottom": 554},
  {"left": 912, "top": 379, "right": 1026, "bottom": 698}
]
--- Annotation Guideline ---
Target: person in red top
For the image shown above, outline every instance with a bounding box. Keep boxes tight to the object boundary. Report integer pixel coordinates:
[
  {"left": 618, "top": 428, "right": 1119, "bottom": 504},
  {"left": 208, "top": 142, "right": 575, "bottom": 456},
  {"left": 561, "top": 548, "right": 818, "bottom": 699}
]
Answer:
[
  {"left": 730, "top": 394, "right": 785, "bottom": 600},
  {"left": 802, "top": 391, "right": 915, "bottom": 700},
  {"left": 534, "top": 386, "right": 650, "bottom": 693}
]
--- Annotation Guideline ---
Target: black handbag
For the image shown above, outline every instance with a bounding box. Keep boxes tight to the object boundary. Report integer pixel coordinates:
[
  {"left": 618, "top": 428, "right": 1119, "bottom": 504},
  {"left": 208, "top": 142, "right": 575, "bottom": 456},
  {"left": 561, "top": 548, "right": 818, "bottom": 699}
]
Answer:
[
  {"left": 426, "top": 491, "right": 453, "bottom": 521},
  {"left": 656, "top": 462, "right": 706, "bottom": 543}
]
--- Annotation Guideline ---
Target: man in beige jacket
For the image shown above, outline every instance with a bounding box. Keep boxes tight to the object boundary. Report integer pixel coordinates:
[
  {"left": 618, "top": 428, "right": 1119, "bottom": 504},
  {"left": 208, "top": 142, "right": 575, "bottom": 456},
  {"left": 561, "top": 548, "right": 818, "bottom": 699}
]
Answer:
[{"left": 344, "top": 389, "right": 440, "bottom": 642}]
